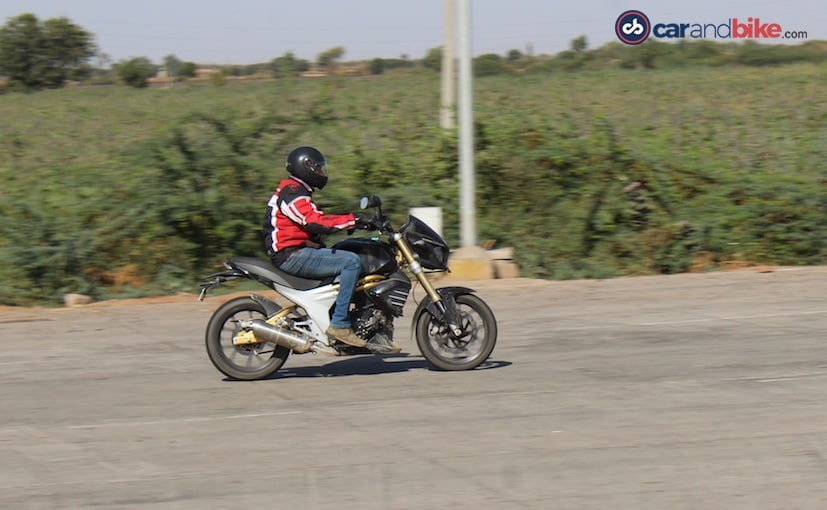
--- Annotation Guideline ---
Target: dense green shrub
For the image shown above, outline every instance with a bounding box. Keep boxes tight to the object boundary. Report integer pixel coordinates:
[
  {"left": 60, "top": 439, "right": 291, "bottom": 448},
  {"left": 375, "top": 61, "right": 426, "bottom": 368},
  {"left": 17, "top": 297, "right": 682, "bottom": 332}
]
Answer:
[
  {"left": 474, "top": 54, "right": 509, "bottom": 76},
  {"left": 114, "top": 57, "right": 157, "bottom": 88},
  {"left": 0, "top": 59, "right": 825, "bottom": 305}
]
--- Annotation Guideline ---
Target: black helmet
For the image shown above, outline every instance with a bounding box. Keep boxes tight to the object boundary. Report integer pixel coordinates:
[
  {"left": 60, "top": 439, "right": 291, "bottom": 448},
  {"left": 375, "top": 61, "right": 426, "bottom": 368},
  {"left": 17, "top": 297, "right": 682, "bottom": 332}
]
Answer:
[{"left": 285, "top": 146, "right": 328, "bottom": 189}]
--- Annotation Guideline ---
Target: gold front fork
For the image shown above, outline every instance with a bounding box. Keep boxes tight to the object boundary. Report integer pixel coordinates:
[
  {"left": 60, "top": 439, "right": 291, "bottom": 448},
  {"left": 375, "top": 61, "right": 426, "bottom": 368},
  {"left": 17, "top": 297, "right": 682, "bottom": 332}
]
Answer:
[
  {"left": 393, "top": 233, "right": 442, "bottom": 303},
  {"left": 395, "top": 233, "right": 463, "bottom": 337}
]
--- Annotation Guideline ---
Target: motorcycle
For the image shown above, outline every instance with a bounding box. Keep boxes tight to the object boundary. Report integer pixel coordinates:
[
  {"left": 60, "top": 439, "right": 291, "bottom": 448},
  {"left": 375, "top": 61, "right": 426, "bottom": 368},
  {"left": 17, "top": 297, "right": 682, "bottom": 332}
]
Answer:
[{"left": 198, "top": 195, "right": 497, "bottom": 380}]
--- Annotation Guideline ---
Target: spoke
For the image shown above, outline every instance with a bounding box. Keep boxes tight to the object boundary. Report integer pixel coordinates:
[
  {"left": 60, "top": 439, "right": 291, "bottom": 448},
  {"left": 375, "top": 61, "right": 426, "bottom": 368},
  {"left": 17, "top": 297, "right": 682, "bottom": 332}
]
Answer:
[
  {"left": 257, "top": 343, "right": 276, "bottom": 356},
  {"left": 428, "top": 306, "right": 484, "bottom": 359}
]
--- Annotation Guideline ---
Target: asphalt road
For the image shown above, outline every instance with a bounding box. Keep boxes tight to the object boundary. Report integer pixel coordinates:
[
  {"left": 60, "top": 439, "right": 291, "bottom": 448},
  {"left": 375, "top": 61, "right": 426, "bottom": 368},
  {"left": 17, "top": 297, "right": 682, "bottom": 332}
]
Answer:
[{"left": 1, "top": 266, "right": 826, "bottom": 509}]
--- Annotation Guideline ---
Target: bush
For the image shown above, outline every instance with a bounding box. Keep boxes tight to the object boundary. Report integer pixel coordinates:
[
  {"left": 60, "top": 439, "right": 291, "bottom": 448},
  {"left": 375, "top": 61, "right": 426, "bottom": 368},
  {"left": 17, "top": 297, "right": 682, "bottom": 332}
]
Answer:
[
  {"left": 0, "top": 60, "right": 824, "bottom": 305},
  {"left": 369, "top": 58, "right": 384, "bottom": 75},
  {"left": 474, "top": 53, "right": 508, "bottom": 76},
  {"left": 115, "top": 57, "right": 156, "bottom": 88}
]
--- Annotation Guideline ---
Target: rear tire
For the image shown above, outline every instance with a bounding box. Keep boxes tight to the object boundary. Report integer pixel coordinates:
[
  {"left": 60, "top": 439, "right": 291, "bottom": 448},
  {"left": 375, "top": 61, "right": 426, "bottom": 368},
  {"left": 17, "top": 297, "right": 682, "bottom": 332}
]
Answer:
[
  {"left": 415, "top": 293, "right": 497, "bottom": 371},
  {"left": 205, "top": 296, "right": 290, "bottom": 380}
]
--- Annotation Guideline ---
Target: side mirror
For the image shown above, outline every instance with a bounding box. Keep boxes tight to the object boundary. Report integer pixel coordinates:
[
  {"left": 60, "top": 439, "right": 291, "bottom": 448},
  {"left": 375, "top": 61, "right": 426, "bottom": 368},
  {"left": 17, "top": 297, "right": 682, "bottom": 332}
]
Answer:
[{"left": 360, "top": 195, "right": 382, "bottom": 210}]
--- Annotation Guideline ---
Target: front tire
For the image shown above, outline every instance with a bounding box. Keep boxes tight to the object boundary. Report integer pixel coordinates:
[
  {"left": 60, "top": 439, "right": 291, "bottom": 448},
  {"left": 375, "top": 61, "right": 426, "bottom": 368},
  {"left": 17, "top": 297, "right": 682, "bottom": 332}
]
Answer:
[
  {"left": 415, "top": 293, "right": 497, "bottom": 371},
  {"left": 205, "top": 296, "right": 290, "bottom": 380}
]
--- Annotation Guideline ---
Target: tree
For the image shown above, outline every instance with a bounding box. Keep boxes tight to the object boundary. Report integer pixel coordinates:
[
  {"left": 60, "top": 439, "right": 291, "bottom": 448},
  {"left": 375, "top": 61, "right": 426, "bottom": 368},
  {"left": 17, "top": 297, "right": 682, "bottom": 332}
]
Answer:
[
  {"left": 270, "top": 51, "right": 309, "bottom": 78},
  {"left": 0, "top": 13, "right": 96, "bottom": 90},
  {"left": 474, "top": 53, "right": 507, "bottom": 77},
  {"left": 96, "top": 51, "right": 111, "bottom": 69},
  {"left": 179, "top": 62, "right": 197, "bottom": 79},
  {"left": 422, "top": 47, "right": 442, "bottom": 71},
  {"left": 317, "top": 46, "right": 345, "bottom": 70},
  {"left": 369, "top": 58, "right": 384, "bottom": 75},
  {"left": 571, "top": 35, "right": 588, "bottom": 54},
  {"left": 163, "top": 54, "right": 182, "bottom": 79},
  {"left": 507, "top": 49, "right": 524, "bottom": 62},
  {"left": 115, "top": 57, "right": 156, "bottom": 88}
]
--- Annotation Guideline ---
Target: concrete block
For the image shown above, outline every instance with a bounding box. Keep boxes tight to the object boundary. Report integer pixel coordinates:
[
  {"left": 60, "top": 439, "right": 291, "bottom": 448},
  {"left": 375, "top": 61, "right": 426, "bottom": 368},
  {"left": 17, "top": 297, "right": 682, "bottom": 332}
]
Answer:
[
  {"left": 448, "top": 246, "right": 495, "bottom": 280},
  {"left": 64, "top": 294, "right": 93, "bottom": 307},
  {"left": 492, "top": 260, "right": 520, "bottom": 279},
  {"left": 486, "top": 247, "right": 514, "bottom": 260}
]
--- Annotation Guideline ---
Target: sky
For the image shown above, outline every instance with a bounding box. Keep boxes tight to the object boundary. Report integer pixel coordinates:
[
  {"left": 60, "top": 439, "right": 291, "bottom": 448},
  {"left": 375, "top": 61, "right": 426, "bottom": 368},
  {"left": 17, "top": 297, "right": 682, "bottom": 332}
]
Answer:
[{"left": 1, "top": 0, "right": 824, "bottom": 65}]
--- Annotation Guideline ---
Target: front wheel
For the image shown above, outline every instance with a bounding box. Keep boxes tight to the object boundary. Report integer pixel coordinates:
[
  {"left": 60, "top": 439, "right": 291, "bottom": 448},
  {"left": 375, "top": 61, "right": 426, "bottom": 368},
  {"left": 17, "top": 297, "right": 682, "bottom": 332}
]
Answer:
[
  {"left": 205, "top": 296, "right": 290, "bottom": 380},
  {"left": 415, "top": 293, "right": 497, "bottom": 371}
]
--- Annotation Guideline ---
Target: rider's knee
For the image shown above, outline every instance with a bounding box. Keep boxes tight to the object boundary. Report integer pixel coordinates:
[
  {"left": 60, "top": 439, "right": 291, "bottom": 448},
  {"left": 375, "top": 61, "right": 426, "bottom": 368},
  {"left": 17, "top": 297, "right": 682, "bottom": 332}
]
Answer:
[{"left": 342, "top": 251, "right": 361, "bottom": 271}]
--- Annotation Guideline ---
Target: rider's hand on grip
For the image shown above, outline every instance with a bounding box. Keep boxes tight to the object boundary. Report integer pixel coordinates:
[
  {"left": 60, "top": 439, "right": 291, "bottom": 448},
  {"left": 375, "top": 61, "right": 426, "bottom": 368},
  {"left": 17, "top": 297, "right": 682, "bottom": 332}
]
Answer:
[
  {"left": 378, "top": 217, "right": 392, "bottom": 232},
  {"left": 354, "top": 213, "right": 379, "bottom": 230}
]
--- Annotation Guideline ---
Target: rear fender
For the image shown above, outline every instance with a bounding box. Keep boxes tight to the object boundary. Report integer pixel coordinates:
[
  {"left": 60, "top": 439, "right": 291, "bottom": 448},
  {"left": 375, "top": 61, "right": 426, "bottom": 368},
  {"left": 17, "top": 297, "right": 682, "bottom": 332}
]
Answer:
[
  {"left": 198, "top": 268, "right": 249, "bottom": 300},
  {"left": 249, "top": 293, "right": 283, "bottom": 317}
]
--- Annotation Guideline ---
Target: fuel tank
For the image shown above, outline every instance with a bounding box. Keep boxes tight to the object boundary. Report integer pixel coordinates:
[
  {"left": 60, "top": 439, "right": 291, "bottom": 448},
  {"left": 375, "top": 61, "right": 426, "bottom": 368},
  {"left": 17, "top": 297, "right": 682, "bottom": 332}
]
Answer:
[{"left": 332, "top": 238, "right": 399, "bottom": 275}]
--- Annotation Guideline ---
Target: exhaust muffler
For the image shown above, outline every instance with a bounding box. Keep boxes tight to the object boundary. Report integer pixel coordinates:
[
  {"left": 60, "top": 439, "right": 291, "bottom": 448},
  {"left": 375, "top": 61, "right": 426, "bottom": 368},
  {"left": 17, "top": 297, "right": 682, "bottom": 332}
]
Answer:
[{"left": 247, "top": 319, "right": 314, "bottom": 354}]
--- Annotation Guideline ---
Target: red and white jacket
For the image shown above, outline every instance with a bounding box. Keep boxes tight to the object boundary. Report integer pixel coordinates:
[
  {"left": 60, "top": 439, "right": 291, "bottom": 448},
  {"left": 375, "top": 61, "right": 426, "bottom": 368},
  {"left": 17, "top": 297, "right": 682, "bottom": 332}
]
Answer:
[{"left": 262, "top": 177, "right": 356, "bottom": 265}]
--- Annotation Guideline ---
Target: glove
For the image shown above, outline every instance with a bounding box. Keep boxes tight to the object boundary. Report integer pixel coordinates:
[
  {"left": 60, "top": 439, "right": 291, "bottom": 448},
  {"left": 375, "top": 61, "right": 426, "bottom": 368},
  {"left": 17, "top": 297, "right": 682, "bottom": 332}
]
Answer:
[
  {"left": 354, "top": 213, "right": 379, "bottom": 230},
  {"left": 377, "top": 217, "right": 393, "bottom": 232}
]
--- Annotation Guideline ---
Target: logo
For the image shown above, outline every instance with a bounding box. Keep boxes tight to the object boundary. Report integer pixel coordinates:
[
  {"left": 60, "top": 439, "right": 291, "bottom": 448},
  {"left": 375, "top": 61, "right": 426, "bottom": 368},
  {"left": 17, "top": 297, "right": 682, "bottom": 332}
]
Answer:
[
  {"left": 615, "top": 10, "right": 651, "bottom": 45},
  {"left": 615, "top": 10, "right": 807, "bottom": 44}
]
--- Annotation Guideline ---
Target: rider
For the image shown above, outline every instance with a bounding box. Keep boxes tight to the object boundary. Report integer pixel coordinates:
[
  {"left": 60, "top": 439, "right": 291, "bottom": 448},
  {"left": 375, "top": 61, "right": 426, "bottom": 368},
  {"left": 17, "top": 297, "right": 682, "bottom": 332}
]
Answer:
[{"left": 262, "top": 146, "right": 400, "bottom": 353}]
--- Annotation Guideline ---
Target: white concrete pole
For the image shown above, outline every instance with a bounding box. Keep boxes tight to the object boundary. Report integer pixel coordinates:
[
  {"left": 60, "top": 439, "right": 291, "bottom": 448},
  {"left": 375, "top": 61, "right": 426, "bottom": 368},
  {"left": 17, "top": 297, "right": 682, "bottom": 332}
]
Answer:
[
  {"left": 440, "top": 0, "right": 456, "bottom": 130},
  {"left": 457, "top": 0, "right": 476, "bottom": 247}
]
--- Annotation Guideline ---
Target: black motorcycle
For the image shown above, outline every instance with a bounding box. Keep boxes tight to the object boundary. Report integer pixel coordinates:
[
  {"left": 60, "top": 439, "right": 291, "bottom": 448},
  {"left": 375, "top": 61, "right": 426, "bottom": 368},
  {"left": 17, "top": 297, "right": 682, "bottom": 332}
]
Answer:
[{"left": 199, "top": 195, "right": 497, "bottom": 380}]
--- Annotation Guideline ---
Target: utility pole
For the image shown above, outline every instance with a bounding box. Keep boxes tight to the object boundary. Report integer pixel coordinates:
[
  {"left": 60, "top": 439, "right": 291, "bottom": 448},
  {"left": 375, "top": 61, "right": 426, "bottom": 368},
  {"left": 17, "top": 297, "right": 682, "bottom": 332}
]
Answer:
[
  {"left": 440, "top": 0, "right": 456, "bottom": 129},
  {"left": 457, "top": 0, "right": 476, "bottom": 247}
]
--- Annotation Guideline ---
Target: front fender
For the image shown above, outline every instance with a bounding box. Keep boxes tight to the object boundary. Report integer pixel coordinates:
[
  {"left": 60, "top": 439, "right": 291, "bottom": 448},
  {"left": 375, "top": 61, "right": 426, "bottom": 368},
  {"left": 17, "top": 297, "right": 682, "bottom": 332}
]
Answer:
[{"left": 410, "top": 286, "right": 476, "bottom": 337}]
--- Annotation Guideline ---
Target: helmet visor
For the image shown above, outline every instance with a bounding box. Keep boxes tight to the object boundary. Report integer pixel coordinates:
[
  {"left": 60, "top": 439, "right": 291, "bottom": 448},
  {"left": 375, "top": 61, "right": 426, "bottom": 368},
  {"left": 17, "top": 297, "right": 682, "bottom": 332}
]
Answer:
[{"left": 304, "top": 158, "right": 327, "bottom": 177}]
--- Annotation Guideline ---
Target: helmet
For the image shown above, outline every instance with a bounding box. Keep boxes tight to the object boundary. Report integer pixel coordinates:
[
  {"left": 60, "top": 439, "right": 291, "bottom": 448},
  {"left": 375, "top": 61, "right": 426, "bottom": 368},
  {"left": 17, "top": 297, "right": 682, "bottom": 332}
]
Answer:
[{"left": 285, "top": 146, "right": 328, "bottom": 189}]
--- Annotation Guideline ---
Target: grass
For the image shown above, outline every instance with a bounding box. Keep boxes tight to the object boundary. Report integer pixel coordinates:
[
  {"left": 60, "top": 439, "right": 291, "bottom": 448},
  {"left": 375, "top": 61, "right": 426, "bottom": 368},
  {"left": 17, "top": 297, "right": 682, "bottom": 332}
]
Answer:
[{"left": 0, "top": 63, "right": 825, "bottom": 304}]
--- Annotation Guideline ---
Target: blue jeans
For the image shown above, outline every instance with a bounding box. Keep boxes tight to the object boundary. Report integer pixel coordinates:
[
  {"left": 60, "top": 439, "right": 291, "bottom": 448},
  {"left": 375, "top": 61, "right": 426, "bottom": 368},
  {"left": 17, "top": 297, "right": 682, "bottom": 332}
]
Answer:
[{"left": 278, "top": 248, "right": 362, "bottom": 329}]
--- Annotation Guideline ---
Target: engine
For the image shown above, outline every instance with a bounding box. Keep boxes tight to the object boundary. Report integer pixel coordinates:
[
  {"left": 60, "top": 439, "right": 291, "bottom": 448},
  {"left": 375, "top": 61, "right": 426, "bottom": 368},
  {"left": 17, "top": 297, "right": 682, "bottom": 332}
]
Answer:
[
  {"left": 352, "top": 271, "right": 411, "bottom": 343},
  {"left": 352, "top": 306, "right": 394, "bottom": 343},
  {"left": 366, "top": 271, "right": 411, "bottom": 316}
]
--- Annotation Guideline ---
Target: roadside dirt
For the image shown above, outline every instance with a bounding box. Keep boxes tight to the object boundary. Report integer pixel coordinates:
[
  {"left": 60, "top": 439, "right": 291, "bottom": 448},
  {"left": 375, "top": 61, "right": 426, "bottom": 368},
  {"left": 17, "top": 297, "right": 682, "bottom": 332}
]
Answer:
[{"left": 0, "top": 265, "right": 780, "bottom": 314}]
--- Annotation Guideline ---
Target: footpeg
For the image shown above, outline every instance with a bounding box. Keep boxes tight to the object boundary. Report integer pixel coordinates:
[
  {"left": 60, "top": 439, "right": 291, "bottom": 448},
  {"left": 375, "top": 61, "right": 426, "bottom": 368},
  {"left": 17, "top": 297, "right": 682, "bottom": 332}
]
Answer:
[{"left": 311, "top": 343, "right": 339, "bottom": 356}]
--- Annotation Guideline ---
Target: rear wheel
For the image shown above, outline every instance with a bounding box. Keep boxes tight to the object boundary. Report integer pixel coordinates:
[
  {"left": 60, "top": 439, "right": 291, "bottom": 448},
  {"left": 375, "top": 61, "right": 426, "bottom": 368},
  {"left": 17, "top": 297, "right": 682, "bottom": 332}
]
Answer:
[
  {"left": 415, "top": 294, "right": 497, "bottom": 371},
  {"left": 205, "top": 296, "right": 290, "bottom": 380}
]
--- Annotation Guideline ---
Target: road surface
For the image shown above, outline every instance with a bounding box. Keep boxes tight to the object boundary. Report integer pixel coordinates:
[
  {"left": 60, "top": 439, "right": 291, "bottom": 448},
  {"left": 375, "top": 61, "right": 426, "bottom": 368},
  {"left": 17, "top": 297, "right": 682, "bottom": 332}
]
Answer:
[{"left": 1, "top": 266, "right": 826, "bottom": 509}]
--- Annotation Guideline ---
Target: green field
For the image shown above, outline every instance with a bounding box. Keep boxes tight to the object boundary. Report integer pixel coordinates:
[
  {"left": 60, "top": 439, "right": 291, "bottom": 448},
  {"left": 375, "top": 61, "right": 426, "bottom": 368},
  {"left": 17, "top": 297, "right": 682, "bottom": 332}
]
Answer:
[{"left": 1, "top": 63, "right": 825, "bottom": 305}]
